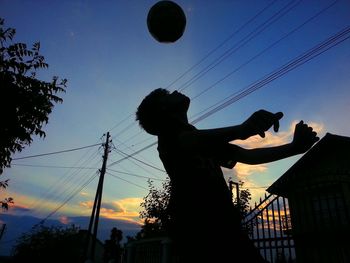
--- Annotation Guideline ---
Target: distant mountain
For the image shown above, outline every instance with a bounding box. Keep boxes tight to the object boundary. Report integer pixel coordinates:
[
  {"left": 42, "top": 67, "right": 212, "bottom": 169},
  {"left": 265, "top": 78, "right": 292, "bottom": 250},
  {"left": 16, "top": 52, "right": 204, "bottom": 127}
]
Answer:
[{"left": 0, "top": 214, "right": 141, "bottom": 256}]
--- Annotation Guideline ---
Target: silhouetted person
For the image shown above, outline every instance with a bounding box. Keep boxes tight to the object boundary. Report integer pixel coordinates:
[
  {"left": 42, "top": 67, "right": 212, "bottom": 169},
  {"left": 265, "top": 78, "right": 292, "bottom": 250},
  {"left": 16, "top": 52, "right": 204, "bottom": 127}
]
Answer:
[
  {"left": 103, "top": 227, "right": 123, "bottom": 263},
  {"left": 136, "top": 88, "right": 319, "bottom": 262}
]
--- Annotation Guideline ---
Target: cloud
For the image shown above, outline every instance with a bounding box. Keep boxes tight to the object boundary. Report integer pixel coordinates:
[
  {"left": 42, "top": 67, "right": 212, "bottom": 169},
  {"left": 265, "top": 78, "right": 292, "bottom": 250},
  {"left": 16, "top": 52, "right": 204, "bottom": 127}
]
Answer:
[
  {"left": 3, "top": 201, "right": 31, "bottom": 215},
  {"left": 222, "top": 168, "right": 268, "bottom": 205},
  {"left": 222, "top": 120, "right": 324, "bottom": 205},
  {"left": 80, "top": 191, "right": 89, "bottom": 197},
  {"left": 100, "top": 199, "right": 142, "bottom": 222},
  {"left": 234, "top": 163, "right": 268, "bottom": 178},
  {"left": 59, "top": 215, "right": 70, "bottom": 224},
  {"left": 235, "top": 120, "right": 324, "bottom": 149},
  {"left": 228, "top": 120, "right": 324, "bottom": 178},
  {"left": 102, "top": 202, "right": 124, "bottom": 212},
  {"left": 79, "top": 198, "right": 143, "bottom": 223},
  {"left": 79, "top": 200, "right": 94, "bottom": 209}
]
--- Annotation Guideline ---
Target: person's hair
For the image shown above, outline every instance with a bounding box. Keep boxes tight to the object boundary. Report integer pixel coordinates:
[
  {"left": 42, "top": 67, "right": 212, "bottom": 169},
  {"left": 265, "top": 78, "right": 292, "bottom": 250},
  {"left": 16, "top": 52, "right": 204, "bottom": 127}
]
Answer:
[{"left": 136, "top": 88, "right": 170, "bottom": 135}]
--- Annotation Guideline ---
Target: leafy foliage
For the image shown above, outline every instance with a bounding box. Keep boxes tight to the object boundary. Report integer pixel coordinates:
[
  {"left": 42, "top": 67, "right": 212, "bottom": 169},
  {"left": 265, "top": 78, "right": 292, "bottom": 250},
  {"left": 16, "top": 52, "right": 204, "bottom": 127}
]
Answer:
[
  {"left": 0, "top": 197, "right": 14, "bottom": 211},
  {"left": 0, "top": 178, "right": 14, "bottom": 212},
  {"left": 138, "top": 177, "right": 253, "bottom": 239},
  {"left": 230, "top": 179, "right": 255, "bottom": 235},
  {"left": 12, "top": 224, "right": 83, "bottom": 262},
  {"left": 0, "top": 179, "right": 9, "bottom": 189},
  {"left": 0, "top": 18, "right": 67, "bottom": 174},
  {"left": 234, "top": 181, "right": 252, "bottom": 219},
  {"left": 138, "top": 178, "right": 171, "bottom": 238}
]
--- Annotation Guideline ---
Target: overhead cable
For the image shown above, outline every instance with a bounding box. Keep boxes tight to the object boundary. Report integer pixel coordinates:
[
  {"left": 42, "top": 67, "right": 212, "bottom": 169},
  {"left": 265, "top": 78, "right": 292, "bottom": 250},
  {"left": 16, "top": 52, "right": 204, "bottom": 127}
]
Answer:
[
  {"left": 13, "top": 143, "right": 101, "bottom": 160},
  {"left": 108, "top": 25, "right": 350, "bottom": 165}
]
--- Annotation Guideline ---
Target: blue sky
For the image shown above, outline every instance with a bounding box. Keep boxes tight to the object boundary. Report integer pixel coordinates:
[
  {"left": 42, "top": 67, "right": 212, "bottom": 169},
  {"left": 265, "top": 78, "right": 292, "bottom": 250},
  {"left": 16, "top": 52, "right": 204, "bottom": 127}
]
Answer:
[{"left": 1, "top": 0, "right": 350, "bottom": 254}]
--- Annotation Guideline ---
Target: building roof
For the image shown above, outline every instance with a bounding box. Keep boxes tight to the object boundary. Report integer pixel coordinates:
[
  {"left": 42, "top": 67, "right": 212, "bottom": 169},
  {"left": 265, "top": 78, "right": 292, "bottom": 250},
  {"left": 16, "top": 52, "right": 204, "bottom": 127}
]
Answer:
[{"left": 267, "top": 133, "right": 350, "bottom": 197}]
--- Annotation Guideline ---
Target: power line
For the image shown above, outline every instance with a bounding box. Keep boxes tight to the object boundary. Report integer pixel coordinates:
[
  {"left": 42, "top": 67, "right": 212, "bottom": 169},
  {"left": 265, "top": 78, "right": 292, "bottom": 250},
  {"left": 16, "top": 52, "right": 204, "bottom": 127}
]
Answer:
[
  {"left": 103, "top": 0, "right": 304, "bottom": 155},
  {"left": 104, "top": 0, "right": 280, "bottom": 143},
  {"left": 107, "top": 25, "right": 350, "bottom": 166},
  {"left": 166, "top": 0, "right": 278, "bottom": 90},
  {"left": 108, "top": 112, "right": 135, "bottom": 133},
  {"left": 112, "top": 137, "right": 163, "bottom": 171},
  {"left": 108, "top": 141, "right": 156, "bottom": 168},
  {"left": 11, "top": 163, "right": 99, "bottom": 170},
  {"left": 178, "top": 0, "right": 302, "bottom": 93},
  {"left": 189, "top": 0, "right": 338, "bottom": 103},
  {"left": 106, "top": 171, "right": 148, "bottom": 190},
  {"left": 191, "top": 25, "right": 350, "bottom": 124},
  {"left": 113, "top": 148, "right": 165, "bottom": 173},
  {"left": 12, "top": 143, "right": 101, "bottom": 160},
  {"left": 28, "top": 136, "right": 106, "bottom": 227},
  {"left": 39, "top": 171, "right": 99, "bottom": 225},
  {"left": 112, "top": 148, "right": 164, "bottom": 180},
  {"left": 119, "top": 0, "right": 338, "bottom": 153},
  {"left": 28, "top": 149, "right": 101, "bottom": 215},
  {"left": 106, "top": 168, "right": 165, "bottom": 181}
]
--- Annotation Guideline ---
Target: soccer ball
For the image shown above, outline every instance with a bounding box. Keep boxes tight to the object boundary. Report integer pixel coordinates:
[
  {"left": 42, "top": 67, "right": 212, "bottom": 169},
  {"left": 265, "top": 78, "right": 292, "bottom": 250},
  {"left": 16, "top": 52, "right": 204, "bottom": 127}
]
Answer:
[{"left": 147, "top": 0, "right": 186, "bottom": 43}]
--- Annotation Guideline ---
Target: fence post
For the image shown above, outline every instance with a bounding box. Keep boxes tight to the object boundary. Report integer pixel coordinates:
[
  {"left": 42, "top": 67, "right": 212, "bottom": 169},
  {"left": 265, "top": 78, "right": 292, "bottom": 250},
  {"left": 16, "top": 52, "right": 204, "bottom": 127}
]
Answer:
[
  {"left": 0, "top": 224, "right": 6, "bottom": 241},
  {"left": 126, "top": 242, "right": 135, "bottom": 263},
  {"left": 161, "top": 238, "right": 172, "bottom": 263}
]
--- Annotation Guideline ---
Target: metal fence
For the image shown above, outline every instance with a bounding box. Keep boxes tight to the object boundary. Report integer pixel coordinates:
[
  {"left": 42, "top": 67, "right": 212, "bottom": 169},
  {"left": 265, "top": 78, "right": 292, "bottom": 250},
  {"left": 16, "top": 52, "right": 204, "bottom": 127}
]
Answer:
[
  {"left": 124, "top": 237, "right": 173, "bottom": 263},
  {"left": 242, "top": 193, "right": 296, "bottom": 263},
  {"left": 124, "top": 193, "right": 296, "bottom": 263}
]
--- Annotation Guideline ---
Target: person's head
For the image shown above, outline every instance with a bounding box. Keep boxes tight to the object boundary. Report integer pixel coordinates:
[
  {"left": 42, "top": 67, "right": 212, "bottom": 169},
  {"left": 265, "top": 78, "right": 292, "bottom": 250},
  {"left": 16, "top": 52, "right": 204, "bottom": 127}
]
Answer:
[{"left": 136, "top": 88, "right": 190, "bottom": 135}]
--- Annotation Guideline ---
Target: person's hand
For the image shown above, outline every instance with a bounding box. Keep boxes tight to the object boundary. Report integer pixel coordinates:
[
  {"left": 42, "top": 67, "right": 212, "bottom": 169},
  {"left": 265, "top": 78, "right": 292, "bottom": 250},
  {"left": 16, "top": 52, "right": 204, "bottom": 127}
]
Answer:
[
  {"left": 240, "top": 110, "right": 284, "bottom": 139},
  {"left": 291, "top": 121, "right": 319, "bottom": 154}
]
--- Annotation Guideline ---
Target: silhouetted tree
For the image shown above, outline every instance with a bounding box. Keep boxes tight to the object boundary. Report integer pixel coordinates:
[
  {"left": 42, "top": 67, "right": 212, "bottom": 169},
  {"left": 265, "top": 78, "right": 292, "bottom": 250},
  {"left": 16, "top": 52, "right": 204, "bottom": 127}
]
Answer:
[
  {"left": 0, "top": 179, "right": 14, "bottom": 212},
  {"left": 235, "top": 181, "right": 252, "bottom": 219},
  {"left": 0, "top": 197, "right": 14, "bottom": 211},
  {"left": 13, "top": 225, "right": 81, "bottom": 262},
  {"left": 138, "top": 178, "right": 254, "bottom": 239},
  {"left": 0, "top": 179, "right": 9, "bottom": 189},
  {"left": 228, "top": 179, "right": 254, "bottom": 234},
  {"left": 138, "top": 178, "right": 171, "bottom": 238},
  {"left": 0, "top": 18, "right": 67, "bottom": 175}
]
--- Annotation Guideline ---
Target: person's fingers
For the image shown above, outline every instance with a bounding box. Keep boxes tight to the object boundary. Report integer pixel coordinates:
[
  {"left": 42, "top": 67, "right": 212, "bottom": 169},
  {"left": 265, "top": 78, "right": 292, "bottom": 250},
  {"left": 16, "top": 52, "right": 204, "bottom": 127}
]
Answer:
[
  {"left": 253, "top": 110, "right": 284, "bottom": 135},
  {"left": 259, "top": 131, "right": 265, "bottom": 138},
  {"left": 275, "top": 112, "right": 284, "bottom": 120},
  {"left": 273, "top": 112, "right": 283, "bottom": 131},
  {"left": 297, "top": 120, "right": 304, "bottom": 128},
  {"left": 265, "top": 111, "right": 283, "bottom": 132}
]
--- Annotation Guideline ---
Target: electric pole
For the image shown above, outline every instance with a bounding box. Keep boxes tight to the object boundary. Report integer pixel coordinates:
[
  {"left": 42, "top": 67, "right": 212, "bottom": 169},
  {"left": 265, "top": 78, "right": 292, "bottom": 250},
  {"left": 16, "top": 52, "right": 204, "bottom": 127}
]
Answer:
[
  {"left": 228, "top": 177, "right": 240, "bottom": 207},
  {"left": 0, "top": 224, "right": 6, "bottom": 241},
  {"left": 84, "top": 132, "right": 111, "bottom": 262}
]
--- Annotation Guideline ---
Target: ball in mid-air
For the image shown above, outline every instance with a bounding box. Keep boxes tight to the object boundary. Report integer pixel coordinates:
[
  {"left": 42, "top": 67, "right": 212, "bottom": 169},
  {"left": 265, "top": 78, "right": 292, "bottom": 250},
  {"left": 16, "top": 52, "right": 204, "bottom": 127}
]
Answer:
[{"left": 147, "top": 0, "right": 186, "bottom": 43}]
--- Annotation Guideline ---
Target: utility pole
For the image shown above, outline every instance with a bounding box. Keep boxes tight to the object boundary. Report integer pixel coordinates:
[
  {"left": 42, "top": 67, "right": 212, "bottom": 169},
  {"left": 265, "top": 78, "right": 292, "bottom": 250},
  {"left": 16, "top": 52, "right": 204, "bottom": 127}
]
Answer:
[
  {"left": 84, "top": 132, "right": 111, "bottom": 262},
  {"left": 228, "top": 177, "right": 240, "bottom": 207},
  {"left": 0, "top": 224, "right": 6, "bottom": 241}
]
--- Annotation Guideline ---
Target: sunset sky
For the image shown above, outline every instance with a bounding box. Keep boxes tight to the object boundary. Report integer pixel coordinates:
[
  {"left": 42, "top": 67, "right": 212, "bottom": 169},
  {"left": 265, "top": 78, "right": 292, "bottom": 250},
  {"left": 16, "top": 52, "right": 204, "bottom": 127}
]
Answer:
[{"left": 1, "top": 0, "right": 350, "bottom": 254}]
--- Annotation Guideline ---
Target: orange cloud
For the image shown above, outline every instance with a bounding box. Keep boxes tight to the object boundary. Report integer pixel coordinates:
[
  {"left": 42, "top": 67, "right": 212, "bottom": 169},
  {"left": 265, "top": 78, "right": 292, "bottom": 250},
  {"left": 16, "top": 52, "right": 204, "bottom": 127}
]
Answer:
[
  {"left": 79, "top": 200, "right": 94, "bottom": 209},
  {"left": 234, "top": 163, "right": 268, "bottom": 178},
  {"left": 1, "top": 191, "right": 33, "bottom": 215},
  {"left": 79, "top": 191, "right": 89, "bottom": 197},
  {"left": 235, "top": 120, "right": 324, "bottom": 149},
  {"left": 227, "top": 120, "right": 324, "bottom": 179},
  {"left": 79, "top": 198, "right": 143, "bottom": 224},
  {"left": 59, "top": 215, "right": 70, "bottom": 224}
]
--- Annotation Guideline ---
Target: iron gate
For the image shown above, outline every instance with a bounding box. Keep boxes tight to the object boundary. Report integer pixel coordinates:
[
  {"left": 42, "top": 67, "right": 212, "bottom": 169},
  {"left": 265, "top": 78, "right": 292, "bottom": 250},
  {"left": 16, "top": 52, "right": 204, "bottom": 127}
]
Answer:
[{"left": 242, "top": 193, "right": 296, "bottom": 263}]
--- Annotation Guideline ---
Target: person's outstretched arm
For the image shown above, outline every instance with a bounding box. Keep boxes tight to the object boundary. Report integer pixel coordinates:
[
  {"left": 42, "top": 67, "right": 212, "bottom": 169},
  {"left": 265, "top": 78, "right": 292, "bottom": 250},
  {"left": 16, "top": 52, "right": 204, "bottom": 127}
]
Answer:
[
  {"left": 233, "top": 121, "right": 319, "bottom": 165},
  {"left": 180, "top": 109, "right": 283, "bottom": 147}
]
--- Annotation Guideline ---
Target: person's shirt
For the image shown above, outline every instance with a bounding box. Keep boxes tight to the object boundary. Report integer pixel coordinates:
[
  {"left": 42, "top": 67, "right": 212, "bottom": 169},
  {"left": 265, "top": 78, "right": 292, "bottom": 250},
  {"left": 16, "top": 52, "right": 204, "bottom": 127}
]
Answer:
[{"left": 157, "top": 123, "right": 239, "bottom": 218}]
